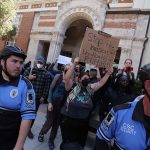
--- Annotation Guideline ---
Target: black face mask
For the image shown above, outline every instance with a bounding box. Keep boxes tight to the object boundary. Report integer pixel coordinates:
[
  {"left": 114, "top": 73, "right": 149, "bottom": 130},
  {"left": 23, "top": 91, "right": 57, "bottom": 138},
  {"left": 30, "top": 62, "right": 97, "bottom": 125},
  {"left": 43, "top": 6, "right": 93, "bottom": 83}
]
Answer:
[
  {"left": 75, "top": 68, "right": 79, "bottom": 72},
  {"left": 64, "top": 69, "right": 68, "bottom": 74},
  {"left": 81, "top": 79, "right": 90, "bottom": 87},
  {"left": 61, "top": 67, "right": 64, "bottom": 72}
]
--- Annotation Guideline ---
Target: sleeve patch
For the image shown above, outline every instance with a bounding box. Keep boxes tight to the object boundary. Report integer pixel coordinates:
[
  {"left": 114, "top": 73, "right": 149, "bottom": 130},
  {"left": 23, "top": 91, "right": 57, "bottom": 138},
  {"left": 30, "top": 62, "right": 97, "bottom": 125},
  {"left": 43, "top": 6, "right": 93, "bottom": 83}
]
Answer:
[
  {"left": 103, "top": 111, "right": 115, "bottom": 130},
  {"left": 26, "top": 90, "right": 35, "bottom": 107}
]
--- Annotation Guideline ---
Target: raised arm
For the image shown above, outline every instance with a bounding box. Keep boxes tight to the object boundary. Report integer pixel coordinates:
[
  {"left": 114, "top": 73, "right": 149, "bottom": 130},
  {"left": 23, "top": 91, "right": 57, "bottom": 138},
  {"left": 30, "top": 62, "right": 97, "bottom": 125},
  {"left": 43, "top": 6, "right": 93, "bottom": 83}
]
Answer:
[
  {"left": 64, "top": 57, "right": 79, "bottom": 91},
  {"left": 91, "top": 67, "right": 113, "bottom": 92},
  {"left": 96, "top": 67, "right": 101, "bottom": 80}
]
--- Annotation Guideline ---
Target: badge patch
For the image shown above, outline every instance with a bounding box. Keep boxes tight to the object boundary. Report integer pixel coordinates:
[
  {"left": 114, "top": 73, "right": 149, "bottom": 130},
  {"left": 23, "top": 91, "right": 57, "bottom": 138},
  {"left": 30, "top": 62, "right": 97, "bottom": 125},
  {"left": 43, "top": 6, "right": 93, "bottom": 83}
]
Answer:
[
  {"left": 103, "top": 111, "right": 115, "bottom": 130},
  {"left": 26, "top": 92, "right": 34, "bottom": 107},
  {"left": 10, "top": 89, "right": 18, "bottom": 98}
]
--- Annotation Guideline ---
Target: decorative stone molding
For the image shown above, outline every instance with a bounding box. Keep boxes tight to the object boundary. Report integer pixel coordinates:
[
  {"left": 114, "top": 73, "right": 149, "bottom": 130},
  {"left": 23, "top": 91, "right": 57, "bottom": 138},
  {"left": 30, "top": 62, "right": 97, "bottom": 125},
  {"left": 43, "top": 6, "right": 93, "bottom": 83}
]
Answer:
[
  {"left": 31, "top": 31, "right": 53, "bottom": 35},
  {"left": 17, "top": 0, "right": 58, "bottom": 13},
  {"left": 121, "top": 48, "right": 132, "bottom": 53},
  {"left": 52, "top": 31, "right": 65, "bottom": 37},
  {"left": 114, "top": 36, "right": 147, "bottom": 42},
  {"left": 50, "top": 40, "right": 63, "bottom": 46},
  {"left": 56, "top": 6, "right": 103, "bottom": 33},
  {"left": 29, "top": 33, "right": 52, "bottom": 41}
]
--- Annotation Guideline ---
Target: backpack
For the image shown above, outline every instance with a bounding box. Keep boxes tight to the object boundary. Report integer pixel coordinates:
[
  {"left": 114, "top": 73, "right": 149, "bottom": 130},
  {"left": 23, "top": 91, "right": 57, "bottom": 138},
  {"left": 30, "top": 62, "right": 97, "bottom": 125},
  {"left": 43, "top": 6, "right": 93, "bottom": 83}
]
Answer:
[
  {"left": 52, "top": 74, "right": 66, "bottom": 106},
  {"left": 61, "top": 84, "right": 93, "bottom": 119},
  {"left": 52, "top": 74, "right": 63, "bottom": 92}
]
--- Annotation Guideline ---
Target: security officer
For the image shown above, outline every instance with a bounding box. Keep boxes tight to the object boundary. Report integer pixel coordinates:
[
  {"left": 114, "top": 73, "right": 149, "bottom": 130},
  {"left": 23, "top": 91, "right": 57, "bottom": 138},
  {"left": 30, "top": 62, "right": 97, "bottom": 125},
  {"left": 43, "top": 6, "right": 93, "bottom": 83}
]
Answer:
[
  {"left": 0, "top": 46, "right": 36, "bottom": 150},
  {"left": 95, "top": 63, "right": 150, "bottom": 150}
]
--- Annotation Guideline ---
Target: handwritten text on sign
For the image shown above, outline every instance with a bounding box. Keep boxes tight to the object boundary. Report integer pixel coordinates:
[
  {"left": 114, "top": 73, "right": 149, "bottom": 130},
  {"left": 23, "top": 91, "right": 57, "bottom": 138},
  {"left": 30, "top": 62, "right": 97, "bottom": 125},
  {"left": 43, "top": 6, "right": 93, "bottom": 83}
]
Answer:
[{"left": 79, "top": 28, "right": 120, "bottom": 68}]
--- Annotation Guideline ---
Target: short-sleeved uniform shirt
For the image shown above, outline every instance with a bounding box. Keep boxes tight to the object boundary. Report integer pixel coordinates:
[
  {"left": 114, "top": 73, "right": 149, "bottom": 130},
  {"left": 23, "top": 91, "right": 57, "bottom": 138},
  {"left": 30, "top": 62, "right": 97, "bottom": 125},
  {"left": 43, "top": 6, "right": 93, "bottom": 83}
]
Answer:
[
  {"left": 96, "top": 96, "right": 150, "bottom": 150},
  {"left": 0, "top": 75, "right": 36, "bottom": 120}
]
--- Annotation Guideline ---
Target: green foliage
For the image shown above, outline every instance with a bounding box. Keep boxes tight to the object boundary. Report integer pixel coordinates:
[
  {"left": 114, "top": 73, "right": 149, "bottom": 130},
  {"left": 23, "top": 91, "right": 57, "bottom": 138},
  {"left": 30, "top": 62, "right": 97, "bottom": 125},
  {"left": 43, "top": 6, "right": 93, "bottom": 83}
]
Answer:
[
  {"left": 0, "top": 0, "right": 16, "bottom": 37},
  {"left": 2, "top": 25, "right": 17, "bottom": 40}
]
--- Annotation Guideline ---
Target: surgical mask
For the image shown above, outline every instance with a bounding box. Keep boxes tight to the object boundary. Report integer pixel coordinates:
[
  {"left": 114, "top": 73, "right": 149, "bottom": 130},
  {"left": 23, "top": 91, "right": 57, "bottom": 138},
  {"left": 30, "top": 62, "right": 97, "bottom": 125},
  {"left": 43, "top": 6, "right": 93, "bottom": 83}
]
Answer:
[
  {"left": 37, "top": 64, "right": 43, "bottom": 69},
  {"left": 82, "top": 79, "right": 90, "bottom": 87}
]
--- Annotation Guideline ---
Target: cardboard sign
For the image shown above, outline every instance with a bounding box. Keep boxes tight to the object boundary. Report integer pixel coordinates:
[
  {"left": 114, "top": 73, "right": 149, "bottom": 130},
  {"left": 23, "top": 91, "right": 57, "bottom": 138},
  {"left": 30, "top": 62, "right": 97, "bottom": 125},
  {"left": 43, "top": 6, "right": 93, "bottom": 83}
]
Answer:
[
  {"left": 57, "top": 55, "right": 72, "bottom": 65},
  {"left": 79, "top": 28, "right": 120, "bottom": 68}
]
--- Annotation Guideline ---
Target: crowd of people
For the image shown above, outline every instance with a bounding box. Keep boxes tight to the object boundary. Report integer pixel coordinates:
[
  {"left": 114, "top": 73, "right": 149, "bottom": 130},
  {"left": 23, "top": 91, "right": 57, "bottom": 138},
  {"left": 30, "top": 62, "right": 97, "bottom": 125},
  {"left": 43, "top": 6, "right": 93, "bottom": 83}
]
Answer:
[{"left": 0, "top": 45, "right": 149, "bottom": 150}]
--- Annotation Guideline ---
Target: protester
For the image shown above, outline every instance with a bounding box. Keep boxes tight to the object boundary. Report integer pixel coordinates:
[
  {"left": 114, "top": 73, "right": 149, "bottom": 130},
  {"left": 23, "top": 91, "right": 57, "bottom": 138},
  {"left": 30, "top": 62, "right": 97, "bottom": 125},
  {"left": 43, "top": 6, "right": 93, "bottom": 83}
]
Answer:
[
  {"left": 95, "top": 63, "right": 150, "bottom": 150},
  {"left": 0, "top": 46, "right": 36, "bottom": 150},
  {"left": 99, "top": 72, "right": 136, "bottom": 120},
  {"left": 60, "top": 57, "right": 113, "bottom": 149},
  {"left": 38, "top": 65, "right": 70, "bottom": 150},
  {"left": 23, "top": 55, "right": 51, "bottom": 139},
  {"left": 74, "top": 64, "right": 82, "bottom": 83},
  {"left": 88, "top": 67, "right": 101, "bottom": 118},
  {"left": 21, "top": 61, "right": 31, "bottom": 75},
  {"left": 89, "top": 68, "right": 100, "bottom": 84},
  {"left": 116, "top": 58, "right": 135, "bottom": 88}
]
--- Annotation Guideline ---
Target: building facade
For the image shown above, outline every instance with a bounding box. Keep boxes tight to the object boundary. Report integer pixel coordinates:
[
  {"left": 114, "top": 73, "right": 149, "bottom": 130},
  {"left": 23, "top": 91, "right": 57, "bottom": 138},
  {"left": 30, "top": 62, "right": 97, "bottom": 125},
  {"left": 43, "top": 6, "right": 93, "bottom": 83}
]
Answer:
[{"left": 0, "top": 0, "right": 150, "bottom": 76}]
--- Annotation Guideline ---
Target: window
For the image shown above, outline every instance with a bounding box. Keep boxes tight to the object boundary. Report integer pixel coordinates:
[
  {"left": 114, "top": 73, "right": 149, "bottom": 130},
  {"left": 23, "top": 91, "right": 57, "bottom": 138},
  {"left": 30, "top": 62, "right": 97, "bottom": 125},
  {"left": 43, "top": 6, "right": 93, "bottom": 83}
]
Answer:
[
  {"left": 114, "top": 47, "right": 121, "bottom": 64},
  {"left": 112, "top": 0, "right": 118, "bottom": 3},
  {"left": 5, "top": 41, "right": 16, "bottom": 47},
  {"left": 13, "top": 14, "right": 23, "bottom": 32}
]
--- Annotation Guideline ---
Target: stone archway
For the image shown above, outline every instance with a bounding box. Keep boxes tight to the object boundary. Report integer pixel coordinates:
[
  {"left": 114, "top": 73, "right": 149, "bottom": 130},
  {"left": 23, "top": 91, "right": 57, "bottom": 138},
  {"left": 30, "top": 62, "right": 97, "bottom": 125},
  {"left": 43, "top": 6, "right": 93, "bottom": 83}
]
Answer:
[
  {"left": 47, "top": 6, "right": 105, "bottom": 62},
  {"left": 56, "top": 6, "right": 103, "bottom": 34},
  {"left": 61, "top": 19, "right": 93, "bottom": 59}
]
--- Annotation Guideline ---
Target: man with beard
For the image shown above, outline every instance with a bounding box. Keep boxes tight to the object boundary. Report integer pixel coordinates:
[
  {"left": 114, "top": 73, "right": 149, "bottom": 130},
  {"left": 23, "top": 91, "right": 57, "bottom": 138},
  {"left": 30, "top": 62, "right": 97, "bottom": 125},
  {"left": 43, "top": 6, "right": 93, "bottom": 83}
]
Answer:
[
  {"left": 0, "top": 46, "right": 36, "bottom": 150},
  {"left": 60, "top": 57, "right": 113, "bottom": 149},
  {"left": 95, "top": 63, "right": 150, "bottom": 150}
]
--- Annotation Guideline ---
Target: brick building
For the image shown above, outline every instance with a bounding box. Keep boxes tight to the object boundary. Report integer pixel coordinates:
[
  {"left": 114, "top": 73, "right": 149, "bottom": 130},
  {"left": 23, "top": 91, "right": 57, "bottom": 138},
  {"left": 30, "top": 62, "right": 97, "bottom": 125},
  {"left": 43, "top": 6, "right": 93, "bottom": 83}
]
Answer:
[{"left": 0, "top": 0, "right": 150, "bottom": 76}]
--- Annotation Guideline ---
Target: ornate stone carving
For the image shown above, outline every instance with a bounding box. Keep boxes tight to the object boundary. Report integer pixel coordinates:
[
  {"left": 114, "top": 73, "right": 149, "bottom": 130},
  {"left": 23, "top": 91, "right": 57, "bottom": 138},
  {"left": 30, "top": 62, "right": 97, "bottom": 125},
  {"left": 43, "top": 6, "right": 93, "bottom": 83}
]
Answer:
[{"left": 56, "top": 6, "right": 104, "bottom": 33}]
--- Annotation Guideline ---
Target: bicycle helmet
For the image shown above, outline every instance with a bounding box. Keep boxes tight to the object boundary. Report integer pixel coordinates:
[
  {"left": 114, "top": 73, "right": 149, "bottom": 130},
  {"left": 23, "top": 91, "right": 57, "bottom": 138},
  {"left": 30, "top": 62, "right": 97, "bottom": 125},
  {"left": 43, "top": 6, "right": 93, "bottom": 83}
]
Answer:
[
  {"left": 0, "top": 46, "right": 27, "bottom": 60},
  {"left": 139, "top": 63, "right": 150, "bottom": 82}
]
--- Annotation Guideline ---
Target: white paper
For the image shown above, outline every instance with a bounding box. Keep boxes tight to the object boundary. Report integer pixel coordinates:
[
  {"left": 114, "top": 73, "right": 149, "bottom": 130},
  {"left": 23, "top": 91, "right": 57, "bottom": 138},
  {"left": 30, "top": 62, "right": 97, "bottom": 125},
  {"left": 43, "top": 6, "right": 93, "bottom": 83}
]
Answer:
[{"left": 57, "top": 55, "right": 72, "bottom": 65}]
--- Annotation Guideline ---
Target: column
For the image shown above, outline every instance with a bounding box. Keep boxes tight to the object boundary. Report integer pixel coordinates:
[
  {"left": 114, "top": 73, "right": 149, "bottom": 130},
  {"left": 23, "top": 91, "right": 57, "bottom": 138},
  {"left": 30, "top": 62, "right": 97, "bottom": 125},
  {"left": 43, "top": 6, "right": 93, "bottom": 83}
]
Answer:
[
  {"left": 47, "top": 31, "right": 64, "bottom": 62},
  {"left": 130, "top": 40, "right": 144, "bottom": 77},
  {"left": 26, "top": 38, "right": 39, "bottom": 66}
]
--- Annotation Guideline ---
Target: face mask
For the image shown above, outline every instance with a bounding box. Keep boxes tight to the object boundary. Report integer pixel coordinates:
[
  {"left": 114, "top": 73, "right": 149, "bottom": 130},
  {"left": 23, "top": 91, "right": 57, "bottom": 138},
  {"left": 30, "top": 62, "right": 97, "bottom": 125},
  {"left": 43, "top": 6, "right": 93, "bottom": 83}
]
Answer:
[
  {"left": 82, "top": 79, "right": 90, "bottom": 87},
  {"left": 61, "top": 67, "right": 65, "bottom": 71},
  {"left": 64, "top": 69, "right": 68, "bottom": 74},
  {"left": 37, "top": 64, "right": 43, "bottom": 69},
  {"left": 75, "top": 68, "right": 80, "bottom": 72}
]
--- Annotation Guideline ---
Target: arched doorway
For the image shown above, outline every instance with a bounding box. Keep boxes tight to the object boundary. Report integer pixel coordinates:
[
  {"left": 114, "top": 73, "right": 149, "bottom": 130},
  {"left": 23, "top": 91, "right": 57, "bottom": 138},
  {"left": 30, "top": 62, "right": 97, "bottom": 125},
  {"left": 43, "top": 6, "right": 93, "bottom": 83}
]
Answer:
[{"left": 61, "top": 19, "right": 93, "bottom": 59}]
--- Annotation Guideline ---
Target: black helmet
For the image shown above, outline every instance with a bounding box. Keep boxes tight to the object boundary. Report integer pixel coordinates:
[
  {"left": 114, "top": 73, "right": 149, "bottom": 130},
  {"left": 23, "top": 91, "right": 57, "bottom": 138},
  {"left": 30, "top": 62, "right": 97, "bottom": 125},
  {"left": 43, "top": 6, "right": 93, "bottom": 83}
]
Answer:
[
  {"left": 0, "top": 46, "right": 27, "bottom": 60},
  {"left": 139, "top": 63, "right": 150, "bottom": 82}
]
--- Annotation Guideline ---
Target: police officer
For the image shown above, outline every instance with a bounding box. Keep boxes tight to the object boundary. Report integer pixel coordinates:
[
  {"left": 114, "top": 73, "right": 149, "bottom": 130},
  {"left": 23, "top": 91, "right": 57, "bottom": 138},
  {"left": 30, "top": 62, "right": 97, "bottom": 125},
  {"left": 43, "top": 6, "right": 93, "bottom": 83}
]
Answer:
[
  {"left": 0, "top": 46, "right": 36, "bottom": 150},
  {"left": 95, "top": 63, "right": 150, "bottom": 150}
]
